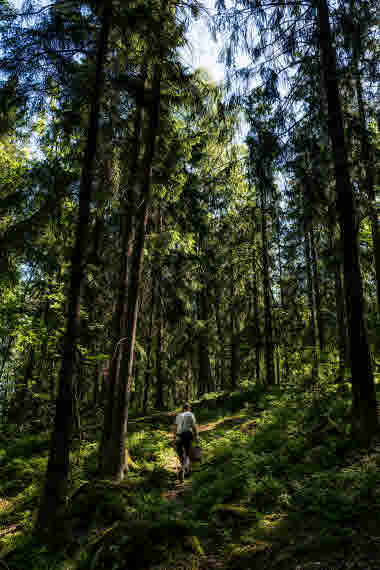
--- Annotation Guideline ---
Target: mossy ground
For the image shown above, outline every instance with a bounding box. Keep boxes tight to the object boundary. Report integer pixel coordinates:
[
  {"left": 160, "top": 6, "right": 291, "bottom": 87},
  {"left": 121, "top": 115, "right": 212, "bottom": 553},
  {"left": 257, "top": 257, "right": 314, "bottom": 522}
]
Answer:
[{"left": 1, "top": 382, "right": 380, "bottom": 569}]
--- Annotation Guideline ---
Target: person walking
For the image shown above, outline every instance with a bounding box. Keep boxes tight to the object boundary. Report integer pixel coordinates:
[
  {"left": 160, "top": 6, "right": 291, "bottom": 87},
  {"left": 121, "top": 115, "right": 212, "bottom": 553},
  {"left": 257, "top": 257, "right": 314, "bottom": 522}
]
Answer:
[{"left": 173, "top": 403, "right": 199, "bottom": 482}]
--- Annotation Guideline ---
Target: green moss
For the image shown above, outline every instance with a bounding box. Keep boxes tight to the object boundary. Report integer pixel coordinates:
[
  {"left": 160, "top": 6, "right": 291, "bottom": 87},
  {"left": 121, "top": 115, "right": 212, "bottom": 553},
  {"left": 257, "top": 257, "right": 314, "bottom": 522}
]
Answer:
[
  {"left": 81, "top": 518, "right": 194, "bottom": 570},
  {"left": 66, "top": 481, "right": 138, "bottom": 532},
  {"left": 229, "top": 541, "right": 272, "bottom": 568}
]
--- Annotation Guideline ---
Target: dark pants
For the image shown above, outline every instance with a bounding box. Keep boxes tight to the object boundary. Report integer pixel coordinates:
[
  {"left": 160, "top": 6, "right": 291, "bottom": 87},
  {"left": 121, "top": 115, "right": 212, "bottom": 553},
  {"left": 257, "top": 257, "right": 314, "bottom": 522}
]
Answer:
[{"left": 176, "top": 431, "right": 193, "bottom": 465}]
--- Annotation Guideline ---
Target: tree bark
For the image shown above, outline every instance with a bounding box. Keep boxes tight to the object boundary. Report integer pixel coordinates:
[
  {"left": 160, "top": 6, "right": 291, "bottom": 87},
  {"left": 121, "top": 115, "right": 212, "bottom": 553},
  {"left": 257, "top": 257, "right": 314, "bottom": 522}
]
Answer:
[
  {"left": 214, "top": 294, "right": 224, "bottom": 390},
  {"left": 252, "top": 237, "right": 261, "bottom": 383},
  {"left": 276, "top": 207, "right": 289, "bottom": 381},
  {"left": 259, "top": 179, "right": 275, "bottom": 385},
  {"left": 143, "top": 278, "right": 157, "bottom": 414},
  {"left": 229, "top": 256, "right": 240, "bottom": 389},
  {"left": 330, "top": 232, "right": 348, "bottom": 383},
  {"left": 310, "top": 227, "right": 325, "bottom": 352},
  {"left": 155, "top": 285, "right": 165, "bottom": 409},
  {"left": 304, "top": 230, "right": 318, "bottom": 383},
  {"left": 155, "top": 214, "right": 165, "bottom": 409},
  {"left": 36, "top": 4, "right": 112, "bottom": 537},
  {"left": 99, "top": 100, "right": 144, "bottom": 471},
  {"left": 199, "top": 285, "right": 213, "bottom": 394},
  {"left": 318, "top": 0, "right": 378, "bottom": 442},
  {"left": 101, "top": 63, "right": 162, "bottom": 482}
]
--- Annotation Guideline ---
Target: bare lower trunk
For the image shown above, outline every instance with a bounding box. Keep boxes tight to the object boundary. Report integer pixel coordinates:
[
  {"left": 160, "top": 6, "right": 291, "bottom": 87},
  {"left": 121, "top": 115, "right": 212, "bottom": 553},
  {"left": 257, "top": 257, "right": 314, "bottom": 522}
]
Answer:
[
  {"left": 318, "top": 0, "right": 377, "bottom": 442},
  {"left": 215, "top": 294, "right": 224, "bottom": 390},
  {"left": 155, "top": 289, "right": 164, "bottom": 409},
  {"left": 304, "top": 230, "right": 318, "bottom": 383},
  {"left": 329, "top": 231, "right": 348, "bottom": 382},
  {"left": 310, "top": 228, "right": 325, "bottom": 352},
  {"left": 36, "top": 5, "right": 112, "bottom": 537},
  {"left": 252, "top": 243, "right": 261, "bottom": 383},
  {"left": 230, "top": 261, "right": 239, "bottom": 389},
  {"left": 260, "top": 181, "right": 275, "bottom": 385},
  {"left": 276, "top": 347, "right": 281, "bottom": 385},
  {"left": 155, "top": 214, "right": 165, "bottom": 409},
  {"left": 143, "top": 279, "right": 156, "bottom": 414},
  {"left": 198, "top": 286, "right": 213, "bottom": 395}
]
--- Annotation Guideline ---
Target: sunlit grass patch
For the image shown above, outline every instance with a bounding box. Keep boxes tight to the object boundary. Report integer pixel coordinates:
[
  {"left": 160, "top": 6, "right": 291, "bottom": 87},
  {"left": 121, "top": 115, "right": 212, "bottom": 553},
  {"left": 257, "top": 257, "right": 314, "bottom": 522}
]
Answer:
[{"left": 0, "top": 497, "right": 11, "bottom": 514}]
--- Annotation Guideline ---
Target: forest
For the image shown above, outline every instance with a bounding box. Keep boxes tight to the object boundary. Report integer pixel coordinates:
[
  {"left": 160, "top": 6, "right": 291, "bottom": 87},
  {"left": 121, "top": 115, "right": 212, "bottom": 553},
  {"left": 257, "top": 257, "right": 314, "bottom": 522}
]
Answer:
[{"left": 0, "top": 0, "right": 379, "bottom": 568}]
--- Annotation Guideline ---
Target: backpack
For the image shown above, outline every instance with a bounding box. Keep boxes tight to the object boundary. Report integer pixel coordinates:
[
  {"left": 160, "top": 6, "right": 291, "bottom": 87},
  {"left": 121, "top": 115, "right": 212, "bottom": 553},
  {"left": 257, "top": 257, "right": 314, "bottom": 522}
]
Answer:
[{"left": 179, "top": 412, "right": 195, "bottom": 437}]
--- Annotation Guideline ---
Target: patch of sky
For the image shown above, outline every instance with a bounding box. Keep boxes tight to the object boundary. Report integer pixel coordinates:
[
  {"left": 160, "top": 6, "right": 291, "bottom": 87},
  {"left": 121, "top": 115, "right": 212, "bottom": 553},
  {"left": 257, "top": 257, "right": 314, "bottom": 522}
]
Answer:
[{"left": 182, "top": 0, "right": 225, "bottom": 83}]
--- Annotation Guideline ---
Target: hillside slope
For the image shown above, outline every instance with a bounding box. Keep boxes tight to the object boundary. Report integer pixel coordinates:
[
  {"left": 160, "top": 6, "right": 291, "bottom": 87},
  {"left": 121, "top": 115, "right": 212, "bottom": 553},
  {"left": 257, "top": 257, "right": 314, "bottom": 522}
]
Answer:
[{"left": 1, "top": 384, "right": 380, "bottom": 569}]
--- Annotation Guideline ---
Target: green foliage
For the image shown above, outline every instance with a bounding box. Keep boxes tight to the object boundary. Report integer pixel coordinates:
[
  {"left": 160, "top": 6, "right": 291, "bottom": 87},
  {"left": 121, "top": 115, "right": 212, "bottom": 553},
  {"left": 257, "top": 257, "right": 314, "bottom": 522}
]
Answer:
[
  {"left": 189, "top": 384, "right": 380, "bottom": 564},
  {"left": 2, "top": 383, "right": 380, "bottom": 568}
]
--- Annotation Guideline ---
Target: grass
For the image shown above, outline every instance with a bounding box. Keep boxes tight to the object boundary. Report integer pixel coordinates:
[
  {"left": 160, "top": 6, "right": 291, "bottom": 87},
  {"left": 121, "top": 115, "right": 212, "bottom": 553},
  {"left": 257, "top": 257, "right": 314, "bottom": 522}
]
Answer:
[{"left": 1, "top": 382, "right": 380, "bottom": 569}]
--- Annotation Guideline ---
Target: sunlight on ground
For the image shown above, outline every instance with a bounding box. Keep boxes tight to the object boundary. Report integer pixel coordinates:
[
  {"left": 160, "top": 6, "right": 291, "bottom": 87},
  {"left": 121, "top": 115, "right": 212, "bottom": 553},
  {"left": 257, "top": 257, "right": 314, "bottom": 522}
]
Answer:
[
  {"left": 0, "top": 498, "right": 11, "bottom": 514},
  {"left": 199, "top": 414, "right": 247, "bottom": 433}
]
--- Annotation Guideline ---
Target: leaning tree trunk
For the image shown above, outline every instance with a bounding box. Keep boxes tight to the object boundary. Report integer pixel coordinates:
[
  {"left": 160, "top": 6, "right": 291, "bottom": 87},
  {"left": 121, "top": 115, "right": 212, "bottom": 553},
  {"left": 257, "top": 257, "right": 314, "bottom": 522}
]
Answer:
[
  {"left": 36, "top": 4, "right": 112, "bottom": 537},
  {"left": 101, "top": 63, "right": 162, "bottom": 482},
  {"left": 318, "top": 0, "right": 378, "bottom": 442}
]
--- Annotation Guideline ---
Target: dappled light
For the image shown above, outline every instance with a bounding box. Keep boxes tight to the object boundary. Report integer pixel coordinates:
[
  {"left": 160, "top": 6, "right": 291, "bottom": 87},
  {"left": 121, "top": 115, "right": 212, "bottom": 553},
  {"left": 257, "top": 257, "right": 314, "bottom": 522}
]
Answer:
[{"left": 0, "top": 0, "right": 379, "bottom": 568}]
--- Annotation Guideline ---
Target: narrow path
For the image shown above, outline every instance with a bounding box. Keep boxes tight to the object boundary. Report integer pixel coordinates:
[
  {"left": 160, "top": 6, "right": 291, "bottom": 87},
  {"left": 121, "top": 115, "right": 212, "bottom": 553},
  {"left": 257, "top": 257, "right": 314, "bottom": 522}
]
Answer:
[
  {"left": 159, "top": 414, "right": 250, "bottom": 568},
  {"left": 161, "top": 413, "right": 248, "bottom": 502}
]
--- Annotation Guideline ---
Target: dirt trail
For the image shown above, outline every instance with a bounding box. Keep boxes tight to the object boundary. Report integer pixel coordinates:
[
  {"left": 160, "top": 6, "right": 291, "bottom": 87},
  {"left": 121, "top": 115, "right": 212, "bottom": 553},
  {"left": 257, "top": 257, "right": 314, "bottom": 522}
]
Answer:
[
  {"left": 162, "top": 413, "right": 248, "bottom": 501},
  {"left": 159, "top": 413, "right": 251, "bottom": 569}
]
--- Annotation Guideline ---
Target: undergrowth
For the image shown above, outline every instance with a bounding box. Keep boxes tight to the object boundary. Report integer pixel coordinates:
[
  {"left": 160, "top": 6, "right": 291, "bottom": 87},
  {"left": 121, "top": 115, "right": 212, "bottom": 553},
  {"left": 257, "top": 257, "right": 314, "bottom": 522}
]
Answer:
[{"left": 1, "top": 383, "right": 380, "bottom": 569}]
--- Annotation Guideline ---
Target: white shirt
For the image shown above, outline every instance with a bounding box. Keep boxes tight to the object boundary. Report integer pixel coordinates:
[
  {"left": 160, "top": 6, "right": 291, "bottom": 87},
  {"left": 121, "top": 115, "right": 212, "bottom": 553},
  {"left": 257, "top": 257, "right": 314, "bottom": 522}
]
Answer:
[{"left": 175, "top": 411, "right": 196, "bottom": 434}]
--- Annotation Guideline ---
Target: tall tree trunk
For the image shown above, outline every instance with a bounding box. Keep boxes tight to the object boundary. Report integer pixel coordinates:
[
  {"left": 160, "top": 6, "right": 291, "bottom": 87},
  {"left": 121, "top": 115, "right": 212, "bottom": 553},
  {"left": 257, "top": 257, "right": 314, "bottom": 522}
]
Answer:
[
  {"left": 198, "top": 287, "right": 212, "bottom": 395},
  {"left": 230, "top": 260, "right": 239, "bottom": 389},
  {"left": 276, "top": 208, "right": 289, "bottom": 380},
  {"left": 155, "top": 214, "right": 165, "bottom": 409},
  {"left": 318, "top": 0, "right": 378, "bottom": 442},
  {"left": 36, "top": 4, "right": 112, "bottom": 537},
  {"left": 252, "top": 239, "right": 261, "bottom": 383},
  {"left": 93, "top": 361, "right": 100, "bottom": 406},
  {"left": 155, "top": 286, "right": 164, "bottom": 408},
  {"left": 276, "top": 347, "right": 281, "bottom": 385},
  {"left": 214, "top": 293, "right": 224, "bottom": 390},
  {"left": 231, "top": 327, "right": 240, "bottom": 389},
  {"left": 101, "top": 63, "right": 162, "bottom": 482},
  {"left": 99, "top": 101, "right": 144, "bottom": 471},
  {"left": 304, "top": 230, "right": 318, "bottom": 383},
  {"left": 143, "top": 278, "right": 157, "bottom": 414},
  {"left": 259, "top": 180, "right": 275, "bottom": 385},
  {"left": 330, "top": 231, "right": 348, "bottom": 383},
  {"left": 310, "top": 227, "right": 325, "bottom": 353}
]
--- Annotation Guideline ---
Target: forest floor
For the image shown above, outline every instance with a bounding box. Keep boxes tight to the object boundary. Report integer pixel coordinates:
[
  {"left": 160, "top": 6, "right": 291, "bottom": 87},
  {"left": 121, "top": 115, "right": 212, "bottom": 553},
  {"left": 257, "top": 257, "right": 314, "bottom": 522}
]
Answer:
[{"left": 1, "top": 383, "right": 380, "bottom": 569}]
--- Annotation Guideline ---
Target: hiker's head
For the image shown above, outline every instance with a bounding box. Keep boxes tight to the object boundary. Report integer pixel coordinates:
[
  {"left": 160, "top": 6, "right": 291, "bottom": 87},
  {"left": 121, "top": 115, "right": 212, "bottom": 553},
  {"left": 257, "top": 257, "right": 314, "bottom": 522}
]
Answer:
[{"left": 183, "top": 403, "right": 190, "bottom": 411}]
